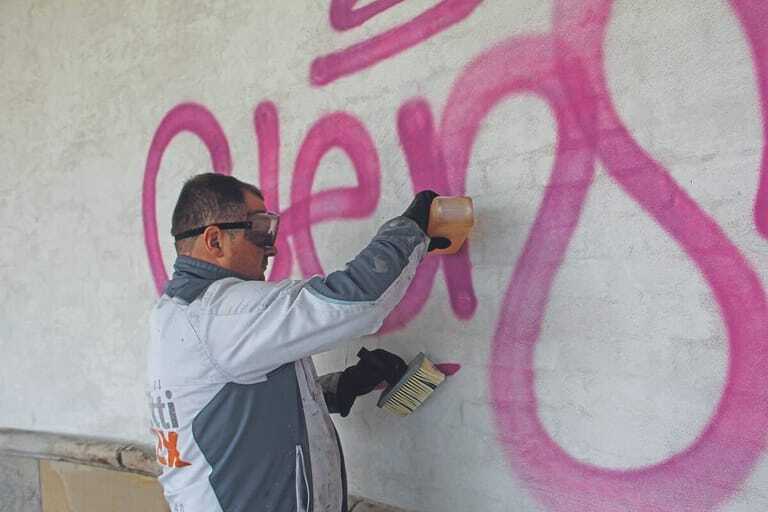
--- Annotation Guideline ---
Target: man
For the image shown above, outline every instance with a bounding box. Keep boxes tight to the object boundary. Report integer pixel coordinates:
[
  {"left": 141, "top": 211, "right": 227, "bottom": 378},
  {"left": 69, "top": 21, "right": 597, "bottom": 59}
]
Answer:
[{"left": 146, "top": 173, "right": 448, "bottom": 512}]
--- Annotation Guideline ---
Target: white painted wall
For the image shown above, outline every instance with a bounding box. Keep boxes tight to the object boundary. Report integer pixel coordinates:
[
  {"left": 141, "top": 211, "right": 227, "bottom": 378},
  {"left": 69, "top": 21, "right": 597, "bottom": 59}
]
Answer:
[{"left": 2, "top": 1, "right": 768, "bottom": 510}]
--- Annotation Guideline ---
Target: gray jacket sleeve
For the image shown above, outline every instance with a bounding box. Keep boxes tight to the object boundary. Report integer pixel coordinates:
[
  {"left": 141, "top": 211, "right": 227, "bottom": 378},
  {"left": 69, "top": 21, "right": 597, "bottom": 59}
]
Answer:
[
  {"left": 198, "top": 216, "right": 429, "bottom": 382},
  {"left": 304, "top": 216, "right": 426, "bottom": 301}
]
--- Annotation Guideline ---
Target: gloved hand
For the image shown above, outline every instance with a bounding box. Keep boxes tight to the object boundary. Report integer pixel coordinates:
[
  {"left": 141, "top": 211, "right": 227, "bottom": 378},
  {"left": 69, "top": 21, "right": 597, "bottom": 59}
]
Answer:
[
  {"left": 321, "top": 348, "right": 408, "bottom": 417},
  {"left": 401, "top": 190, "right": 452, "bottom": 252},
  {"left": 356, "top": 348, "right": 407, "bottom": 387}
]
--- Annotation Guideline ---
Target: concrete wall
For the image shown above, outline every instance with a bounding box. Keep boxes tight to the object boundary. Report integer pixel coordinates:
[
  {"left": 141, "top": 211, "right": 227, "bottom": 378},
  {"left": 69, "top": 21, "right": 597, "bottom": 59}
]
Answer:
[{"left": 2, "top": 1, "right": 768, "bottom": 510}]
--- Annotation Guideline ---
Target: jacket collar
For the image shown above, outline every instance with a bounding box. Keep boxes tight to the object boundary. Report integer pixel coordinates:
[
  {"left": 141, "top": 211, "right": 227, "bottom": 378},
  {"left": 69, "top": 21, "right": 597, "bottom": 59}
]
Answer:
[{"left": 164, "top": 255, "right": 254, "bottom": 302}]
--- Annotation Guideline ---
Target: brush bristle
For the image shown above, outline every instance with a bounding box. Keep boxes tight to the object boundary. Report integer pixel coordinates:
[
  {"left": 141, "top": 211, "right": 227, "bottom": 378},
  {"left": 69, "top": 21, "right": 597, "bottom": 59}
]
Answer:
[{"left": 379, "top": 354, "right": 445, "bottom": 416}]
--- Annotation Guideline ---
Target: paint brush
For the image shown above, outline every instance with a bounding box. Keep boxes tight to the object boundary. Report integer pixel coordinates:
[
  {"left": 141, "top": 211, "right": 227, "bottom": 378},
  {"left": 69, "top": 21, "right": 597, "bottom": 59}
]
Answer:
[{"left": 358, "top": 348, "right": 446, "bottom": 416}]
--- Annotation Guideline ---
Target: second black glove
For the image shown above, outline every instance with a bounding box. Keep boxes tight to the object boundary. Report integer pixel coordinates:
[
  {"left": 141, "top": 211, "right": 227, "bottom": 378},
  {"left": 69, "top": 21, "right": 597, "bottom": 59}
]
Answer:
[{"left": 334, "top": 348, "right": 408, "bottom": 417}]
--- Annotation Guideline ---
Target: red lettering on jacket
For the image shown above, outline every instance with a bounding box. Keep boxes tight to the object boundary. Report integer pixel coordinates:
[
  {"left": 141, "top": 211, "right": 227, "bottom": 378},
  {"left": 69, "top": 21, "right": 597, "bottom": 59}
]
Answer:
[{"left": 152, "top": 429, "right": 191, "bottom": 468}]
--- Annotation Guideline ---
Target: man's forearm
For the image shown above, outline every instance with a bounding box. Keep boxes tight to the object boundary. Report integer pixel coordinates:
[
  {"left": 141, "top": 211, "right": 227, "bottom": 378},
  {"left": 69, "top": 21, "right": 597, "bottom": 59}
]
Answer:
[{"left": 305, "top": 216, "right": 428, "bottom": 304}]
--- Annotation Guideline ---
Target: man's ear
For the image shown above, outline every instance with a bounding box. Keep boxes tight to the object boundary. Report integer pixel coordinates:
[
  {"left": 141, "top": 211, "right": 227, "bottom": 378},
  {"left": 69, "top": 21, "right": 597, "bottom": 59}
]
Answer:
[{"left": 202, "top": 227, "right": 223, "bottom": 254}]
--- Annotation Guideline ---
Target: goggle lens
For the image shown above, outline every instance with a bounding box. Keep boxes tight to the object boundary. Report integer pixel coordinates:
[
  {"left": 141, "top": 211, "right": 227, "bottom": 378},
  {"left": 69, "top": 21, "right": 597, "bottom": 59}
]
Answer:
[{"left": 244, "top": 212, "right": 279, "bottom": 248}]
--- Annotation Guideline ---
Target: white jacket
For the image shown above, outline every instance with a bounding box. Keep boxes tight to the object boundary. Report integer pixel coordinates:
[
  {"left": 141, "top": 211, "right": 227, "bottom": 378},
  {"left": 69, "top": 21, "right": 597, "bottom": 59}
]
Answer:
[{"left": 146, "top": 217, "right": 428, "bottom": 512}]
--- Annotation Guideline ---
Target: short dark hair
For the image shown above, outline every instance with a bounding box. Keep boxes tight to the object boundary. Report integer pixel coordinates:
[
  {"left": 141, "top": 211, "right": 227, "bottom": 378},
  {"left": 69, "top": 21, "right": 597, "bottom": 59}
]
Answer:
[{"left": 170, "top": 173, "right": 264, "bottom": 255}]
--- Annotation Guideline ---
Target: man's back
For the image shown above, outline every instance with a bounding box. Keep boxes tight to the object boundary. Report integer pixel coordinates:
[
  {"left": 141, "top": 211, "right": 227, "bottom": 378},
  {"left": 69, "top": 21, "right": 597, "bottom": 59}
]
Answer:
[{"left": 147, "top": 216, "right": 430, "bottom": 512}]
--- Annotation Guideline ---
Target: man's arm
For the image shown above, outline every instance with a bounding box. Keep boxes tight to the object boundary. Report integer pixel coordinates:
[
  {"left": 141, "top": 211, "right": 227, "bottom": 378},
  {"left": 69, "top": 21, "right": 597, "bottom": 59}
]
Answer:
[{"left": 198, "top": 213, "right": 431, "bottom": 383}]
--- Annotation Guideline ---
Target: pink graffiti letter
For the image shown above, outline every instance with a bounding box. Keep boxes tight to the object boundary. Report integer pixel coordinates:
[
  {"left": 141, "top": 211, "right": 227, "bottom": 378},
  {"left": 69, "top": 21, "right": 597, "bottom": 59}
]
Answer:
[
  {"left": 143, "top": 103, "right": 232, "bottom": 294},
  {"left": 311, "top": 0, "right": 483, "bottom": 86},
  {"left": 330, "top": 0, "right": 405, "bottom": 30},
  {"left": 481, "top": 2, "right": 768, "bottom": 511},
  {"left": 379, "top": 99, "right": 477, "bottom": 332},
  {"left": 287, "top": 112, "right": 381, "bottom": 277}
]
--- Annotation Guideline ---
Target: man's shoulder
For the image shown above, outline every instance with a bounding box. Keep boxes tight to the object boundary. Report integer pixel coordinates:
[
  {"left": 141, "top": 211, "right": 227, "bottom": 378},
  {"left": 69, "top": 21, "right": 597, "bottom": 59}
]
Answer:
[{"left": 200, "top": 277, "right": 301, "bottom": 315}]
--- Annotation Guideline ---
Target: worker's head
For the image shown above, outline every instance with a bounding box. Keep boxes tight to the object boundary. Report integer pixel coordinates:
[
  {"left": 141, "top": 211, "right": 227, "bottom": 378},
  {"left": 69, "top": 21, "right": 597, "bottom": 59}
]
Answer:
[{"left": 170, "top": 173, "right": 278, "bottom": 281}]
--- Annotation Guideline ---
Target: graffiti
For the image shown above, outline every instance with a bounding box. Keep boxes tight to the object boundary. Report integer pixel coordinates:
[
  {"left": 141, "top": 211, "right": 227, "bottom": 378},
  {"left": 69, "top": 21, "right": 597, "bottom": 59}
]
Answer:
[
  {"left": 143, "top": 1, "right": 768, "bottom": 510},
  {"left": 741, "top": 0, "right": 768, "bottom": 239},
  {"left": 143, "top": 102, "right": 477, "bottom": 333},
  {"left": 485, "top": 2, "right": 768, "bottom": 511},
  {"left": 143, "top": 104, "right": 232, "bottom": 293},
  {"left": 328, "top": 0, "right": 404, "bottom": 30},
  {"left": 310, "top": 0, "right": 483, "bottom": 86}
]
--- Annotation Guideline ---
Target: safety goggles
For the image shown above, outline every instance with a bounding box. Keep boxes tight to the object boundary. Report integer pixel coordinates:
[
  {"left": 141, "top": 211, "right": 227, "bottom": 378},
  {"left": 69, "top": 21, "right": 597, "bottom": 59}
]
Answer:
[{"left": 173, "top": 211, "right": 280, "bottom": 248}]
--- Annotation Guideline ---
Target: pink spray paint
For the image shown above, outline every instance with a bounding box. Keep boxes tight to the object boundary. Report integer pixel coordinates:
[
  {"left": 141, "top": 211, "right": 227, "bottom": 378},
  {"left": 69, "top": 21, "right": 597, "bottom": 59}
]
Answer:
[
  {"left": 737, "top": 0, "right": 768, "bottom": 239},
  {"left": 478, "top": 2, "right": 768, "bottom": 511},
  {"left": 436, "top": 362, "right": 461, "bottom": 376},
  {"left": 329, "top": 0, "right": 405, "bottom": 31},
  {"left": 142, "top": 103, "right": 232, "bottom": 295},
  {"left": 252, "top": 101, "right": 295, "bottom": 281},
  {"left": 380, "top": 99, "right": 478, "bottom": 333},
  {"left": 287, "top": 112, "right": 381, "bottom": 277},
  {"left": 311, "top": 0, "right": 483, "bottom": 86}
]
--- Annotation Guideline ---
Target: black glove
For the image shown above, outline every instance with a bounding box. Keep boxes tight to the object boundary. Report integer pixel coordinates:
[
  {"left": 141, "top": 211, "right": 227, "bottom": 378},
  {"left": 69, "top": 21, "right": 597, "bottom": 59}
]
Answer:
[
  {"left": 322, "top": 348, "right": 408, "bottom": 417},
  {"left": 401, "top": 190, "right": 452, "bottom": 252},
  {"left": 356, "top": 348, "right": 407, "bottom": 387}
]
